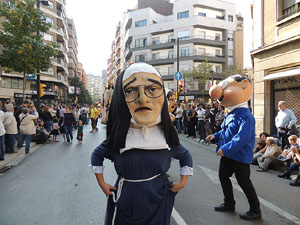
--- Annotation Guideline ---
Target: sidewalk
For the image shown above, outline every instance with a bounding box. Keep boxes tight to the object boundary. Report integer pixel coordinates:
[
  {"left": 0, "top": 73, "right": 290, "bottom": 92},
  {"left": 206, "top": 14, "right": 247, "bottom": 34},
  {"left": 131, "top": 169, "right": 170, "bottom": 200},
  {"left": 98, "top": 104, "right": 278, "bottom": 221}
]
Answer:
[{"left": 0, "top": 142, "right": 42, "bottom": 172}]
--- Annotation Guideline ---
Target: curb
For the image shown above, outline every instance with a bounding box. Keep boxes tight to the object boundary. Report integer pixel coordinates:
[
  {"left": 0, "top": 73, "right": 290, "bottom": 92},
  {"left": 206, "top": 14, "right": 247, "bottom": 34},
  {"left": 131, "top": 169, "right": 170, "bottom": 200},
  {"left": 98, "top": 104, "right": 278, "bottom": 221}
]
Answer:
[{"left": 0, "top": 142, "right": 42, "bottom": 172}]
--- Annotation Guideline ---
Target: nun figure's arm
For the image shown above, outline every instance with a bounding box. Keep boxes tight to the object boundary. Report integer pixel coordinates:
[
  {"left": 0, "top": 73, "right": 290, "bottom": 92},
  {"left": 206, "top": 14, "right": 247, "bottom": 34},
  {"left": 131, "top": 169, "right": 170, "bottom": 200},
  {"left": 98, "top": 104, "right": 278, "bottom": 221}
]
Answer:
[
  {"left": 169, "top": 144, "right": 193, "bottom": 192},
  {"left": 90, "top": 144, "right": 116, "bottom": 195}
]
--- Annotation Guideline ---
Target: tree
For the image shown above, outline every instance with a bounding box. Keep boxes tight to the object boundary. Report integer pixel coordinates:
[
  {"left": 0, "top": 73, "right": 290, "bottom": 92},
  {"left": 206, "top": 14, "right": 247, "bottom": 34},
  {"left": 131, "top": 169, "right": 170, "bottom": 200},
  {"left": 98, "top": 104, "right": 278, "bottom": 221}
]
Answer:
[
  {"left": 0, "top": 0, "right": 58, "bottom": 101},
  {"left": 68, "top": 76, "right": 92, "bottom": 105}
]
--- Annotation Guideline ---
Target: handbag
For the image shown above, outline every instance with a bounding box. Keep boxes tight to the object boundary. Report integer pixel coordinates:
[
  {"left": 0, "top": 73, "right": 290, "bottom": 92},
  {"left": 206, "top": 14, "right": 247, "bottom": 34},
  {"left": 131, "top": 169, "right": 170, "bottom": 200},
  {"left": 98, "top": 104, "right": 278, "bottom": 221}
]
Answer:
[{"left": 20, "top": 115, "right": 29, "bottom": 134}]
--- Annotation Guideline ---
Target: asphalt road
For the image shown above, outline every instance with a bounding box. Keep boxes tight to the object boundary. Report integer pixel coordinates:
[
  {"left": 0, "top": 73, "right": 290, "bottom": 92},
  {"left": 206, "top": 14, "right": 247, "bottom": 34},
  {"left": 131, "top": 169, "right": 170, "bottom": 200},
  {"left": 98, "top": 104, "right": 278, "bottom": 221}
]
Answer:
[{"left": 0, "top": 123, "right": 299, "bottom": 225}]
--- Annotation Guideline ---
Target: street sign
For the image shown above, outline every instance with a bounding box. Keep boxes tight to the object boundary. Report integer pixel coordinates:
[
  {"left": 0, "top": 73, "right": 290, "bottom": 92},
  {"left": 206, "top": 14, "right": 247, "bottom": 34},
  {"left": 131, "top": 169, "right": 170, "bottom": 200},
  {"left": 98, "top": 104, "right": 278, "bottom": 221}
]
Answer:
[
  {"left": 26, "top": 73, "right": 36, "bottom": 81},
  {"left": 174, "top": 71, "right": 183, "bottom": 81}
]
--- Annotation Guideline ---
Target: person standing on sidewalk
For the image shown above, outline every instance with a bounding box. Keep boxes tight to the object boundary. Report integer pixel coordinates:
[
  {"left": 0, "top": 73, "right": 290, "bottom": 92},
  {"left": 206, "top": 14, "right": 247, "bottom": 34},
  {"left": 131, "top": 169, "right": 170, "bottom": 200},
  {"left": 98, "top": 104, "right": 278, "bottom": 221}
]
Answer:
[
  {"left": 0, "top": 102, "right": 5, "bottom": 160},
  {"left": 196, "top": 103, "right": 205, "bottom": 142},
  {"left": 18, "top": 107, "right": 39, "bottom": 155},
  {"left": 174, "top": 103, "right": 183, "bottom": 134},
  {"left": 3, "top": 104, "right": 18, "bottom": 154},
  {"left": 207, "top": 75, "right": 261, "bottom": 220},
  {"left": 275, "top": 101, "right": 297, "bottom": 150}
]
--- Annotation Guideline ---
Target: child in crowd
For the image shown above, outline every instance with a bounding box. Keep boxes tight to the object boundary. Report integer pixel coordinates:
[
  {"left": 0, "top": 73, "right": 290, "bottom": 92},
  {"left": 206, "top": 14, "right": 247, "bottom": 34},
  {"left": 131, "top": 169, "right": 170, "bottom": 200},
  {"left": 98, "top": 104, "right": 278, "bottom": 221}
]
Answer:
[
  {"left": 50, "top": 118, "right": 60, "bottom": 142},
  {"left": 76, "top": 120, "right": 83, "bottom": 144}
]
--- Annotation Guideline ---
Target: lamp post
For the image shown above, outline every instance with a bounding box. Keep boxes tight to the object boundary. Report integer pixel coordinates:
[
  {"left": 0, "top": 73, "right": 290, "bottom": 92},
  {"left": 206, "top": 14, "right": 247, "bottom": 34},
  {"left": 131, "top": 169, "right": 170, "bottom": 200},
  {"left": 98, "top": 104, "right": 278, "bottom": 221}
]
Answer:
[{"left": 36, "top": 0, "right": 49, "bottom": 112}]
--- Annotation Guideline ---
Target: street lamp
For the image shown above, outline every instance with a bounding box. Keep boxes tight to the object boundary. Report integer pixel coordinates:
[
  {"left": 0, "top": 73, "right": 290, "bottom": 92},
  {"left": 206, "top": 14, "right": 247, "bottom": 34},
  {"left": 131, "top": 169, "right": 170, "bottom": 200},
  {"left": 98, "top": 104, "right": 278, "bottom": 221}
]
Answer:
[
  {"left": 36, "top": 0, "right": 49, "bottom": 112},
  {"left": 210, "top": 69, "right": 214, "bottom": 86}
]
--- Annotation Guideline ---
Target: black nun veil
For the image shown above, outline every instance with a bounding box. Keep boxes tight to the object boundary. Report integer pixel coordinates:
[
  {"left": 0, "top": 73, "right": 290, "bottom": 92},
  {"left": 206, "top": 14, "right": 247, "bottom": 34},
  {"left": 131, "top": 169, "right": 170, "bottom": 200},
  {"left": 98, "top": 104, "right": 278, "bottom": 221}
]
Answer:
[{"left": 102, "top": 67, "right": 179, "bottom": 153}]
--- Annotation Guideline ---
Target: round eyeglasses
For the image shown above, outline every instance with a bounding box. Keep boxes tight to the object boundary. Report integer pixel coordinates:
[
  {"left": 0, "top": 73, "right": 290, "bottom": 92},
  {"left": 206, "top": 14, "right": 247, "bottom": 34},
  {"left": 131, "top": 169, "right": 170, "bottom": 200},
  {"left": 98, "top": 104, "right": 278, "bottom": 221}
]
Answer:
[{"left": 123, "top": 84, "right": 164, "bottom": 103}]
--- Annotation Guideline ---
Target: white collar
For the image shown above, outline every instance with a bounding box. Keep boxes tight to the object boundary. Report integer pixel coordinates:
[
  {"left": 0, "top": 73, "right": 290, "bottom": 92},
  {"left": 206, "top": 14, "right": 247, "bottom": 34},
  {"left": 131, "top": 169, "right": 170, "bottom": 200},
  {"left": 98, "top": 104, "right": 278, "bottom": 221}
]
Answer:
[
  {"left": 120, "top": 125, "right": 169, "bottom": 154},
  {"left": 226, "top": 102, "right": 248, "bottom": 113}
]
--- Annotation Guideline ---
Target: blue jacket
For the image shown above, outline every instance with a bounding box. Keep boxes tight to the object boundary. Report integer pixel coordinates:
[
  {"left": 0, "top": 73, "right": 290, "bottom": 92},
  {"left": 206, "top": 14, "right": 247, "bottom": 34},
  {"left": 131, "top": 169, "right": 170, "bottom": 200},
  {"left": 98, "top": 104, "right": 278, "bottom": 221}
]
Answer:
[{"left": 214, "top": 107, "right": 255, "bottom": 164}]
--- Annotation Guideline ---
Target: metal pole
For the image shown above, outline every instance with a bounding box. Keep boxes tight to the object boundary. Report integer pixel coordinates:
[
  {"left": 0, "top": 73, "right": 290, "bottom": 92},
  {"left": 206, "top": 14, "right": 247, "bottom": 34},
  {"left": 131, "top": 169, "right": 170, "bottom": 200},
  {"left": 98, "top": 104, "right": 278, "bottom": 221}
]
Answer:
[
  {"left": 36, "top": 0, "right": 41, "bottom": 112},
  {"left": 176, "top": 37, "right": 179, "bottom": 100}
]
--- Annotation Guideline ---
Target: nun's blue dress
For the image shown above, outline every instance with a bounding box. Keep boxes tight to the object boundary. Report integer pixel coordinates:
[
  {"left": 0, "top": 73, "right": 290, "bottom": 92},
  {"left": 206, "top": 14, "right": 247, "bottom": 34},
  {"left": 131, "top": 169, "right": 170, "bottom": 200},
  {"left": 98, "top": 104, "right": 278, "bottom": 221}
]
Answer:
[{"left": 91, "top": 143, "right": 193, "bottom": 225}]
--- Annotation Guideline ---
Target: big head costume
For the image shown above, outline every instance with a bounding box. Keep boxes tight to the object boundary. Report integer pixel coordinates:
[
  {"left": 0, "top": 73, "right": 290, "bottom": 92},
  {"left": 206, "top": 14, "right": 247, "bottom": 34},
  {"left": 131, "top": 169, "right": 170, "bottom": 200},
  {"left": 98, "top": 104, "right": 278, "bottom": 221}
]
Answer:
[
  {"left": 208, "top": 75, "right": 261, "bottom": 220},
  {"left": 91, "top": 63, "right": 193, "bottom": 225}
]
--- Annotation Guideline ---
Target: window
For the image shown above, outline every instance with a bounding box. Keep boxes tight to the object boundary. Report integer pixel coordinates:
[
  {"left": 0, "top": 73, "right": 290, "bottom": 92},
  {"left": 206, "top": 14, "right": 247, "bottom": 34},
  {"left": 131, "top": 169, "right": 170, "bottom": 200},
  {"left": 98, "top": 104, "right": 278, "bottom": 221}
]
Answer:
[
  {"left": 178, "top": 31, "right": 189, "bottom": 41},
  {"left": 216, "top": 66, "right": 221, "bottom": 73},
  {"left": 198, "top": 31, "right": 206, "bottom": 39},
  {"left": 168, "top": 34, "right": 174, "bottom": 42},
  {"left": 152, "top": 37, "right": 160, "bottom": 45},
  {"left": 135, "top": 38, "right": 147, "bottom": 48},
  {"left": 168, "top": 67, "right": 174, "bottom": 75},
  {"left": 168, "top": 50, "right": 174, "bottom": 59},
  {"left": 2, "top": 77, "right": 11, "bottom": 88},
  {"left": 179, "top": 48, "right": 189, "bottom": 57},
  {"left": 197, "top": 48, "right": 205, "bottom": 55},
  {"left": 177, "top": 11, "right": 189, "bottom": 19},
  {"left": 12, "top": 78, "right": 20, "bottom": 89},
  {"left": 198, "top": 12, "right": 206, "bottom": 17},
  {"left": 153, "top": 52, "right": 160, "bottom": 60},
  {"left": 43, "top": 33, "right": 53, "bottom": 41},
  {"left": 47, "top": 1, "right": 54, "bottom": 9},
  {"left": 228, "top": 49, "right": 233, "bottom": 56},
  {"left": 135, "top": 54, "right": 147, "bottom": 62},
  {"left": 228, "top": 15, "right": 233, "bottom": 22},
  {"left": 215, "top": 49, "right": 221, "bottom": 56},
  {"left": 45, "top": 16, "right": 53, "bottom": 25},
  {"left": 216, "top": 15, "right": 224, "bottom": 20},
  {"left": 215, "top": 33, "right": 221, "bottom": 41},
  {"left": 135, "top": 20, "right": 147, "bottom": 27},
  {"left": 228, "top": 33, "right": 233, "bottom": 41}
]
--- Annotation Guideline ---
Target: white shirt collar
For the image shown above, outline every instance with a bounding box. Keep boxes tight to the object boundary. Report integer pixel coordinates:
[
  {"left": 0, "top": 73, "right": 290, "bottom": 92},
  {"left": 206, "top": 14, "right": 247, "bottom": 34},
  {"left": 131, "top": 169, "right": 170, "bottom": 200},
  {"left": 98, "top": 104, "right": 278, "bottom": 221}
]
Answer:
[{"left": 226, "top": 101, "right": 248, "bottom": 113}]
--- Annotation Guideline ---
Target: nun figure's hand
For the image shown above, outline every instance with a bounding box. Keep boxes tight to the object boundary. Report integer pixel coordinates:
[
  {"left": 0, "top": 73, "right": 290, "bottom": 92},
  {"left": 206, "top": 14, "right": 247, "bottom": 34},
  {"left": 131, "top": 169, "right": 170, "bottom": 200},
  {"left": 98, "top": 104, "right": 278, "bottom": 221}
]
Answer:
[
  {"left": 100, "top": 182, "right": 116, "bottom": 196},
  {"left": 169, "top": 175, "right": 188, "bottom": 193}
]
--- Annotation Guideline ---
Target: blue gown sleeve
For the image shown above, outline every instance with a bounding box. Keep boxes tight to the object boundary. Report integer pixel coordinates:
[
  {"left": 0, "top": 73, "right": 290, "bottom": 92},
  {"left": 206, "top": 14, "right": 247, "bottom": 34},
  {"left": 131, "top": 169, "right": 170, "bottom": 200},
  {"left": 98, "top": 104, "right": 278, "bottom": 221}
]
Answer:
[
  {"left": 170, "top": 144, "right": 193, "bottom": 175},
  {"left": 91, "top": 144, "right": 114, "bottom": 166}
]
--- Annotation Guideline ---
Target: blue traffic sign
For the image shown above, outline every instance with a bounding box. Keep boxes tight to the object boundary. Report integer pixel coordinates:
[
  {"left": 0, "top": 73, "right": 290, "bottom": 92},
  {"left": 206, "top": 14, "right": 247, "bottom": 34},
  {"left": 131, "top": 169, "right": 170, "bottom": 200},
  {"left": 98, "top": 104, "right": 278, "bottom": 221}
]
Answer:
[{"left": 174, "top": 71, "right": 183, "bottom": 81}]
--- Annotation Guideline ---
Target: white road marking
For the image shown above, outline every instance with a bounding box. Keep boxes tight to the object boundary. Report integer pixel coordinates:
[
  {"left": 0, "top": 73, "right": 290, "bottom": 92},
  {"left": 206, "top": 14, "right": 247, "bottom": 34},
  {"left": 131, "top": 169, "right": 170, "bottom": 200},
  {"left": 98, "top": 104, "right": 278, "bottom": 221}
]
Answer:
[
  {"left": 198, "top": 165, "right": 300, "bottom": 225},
  {"left": 172, "top": 207, "right": 188, "bottom": 225}
]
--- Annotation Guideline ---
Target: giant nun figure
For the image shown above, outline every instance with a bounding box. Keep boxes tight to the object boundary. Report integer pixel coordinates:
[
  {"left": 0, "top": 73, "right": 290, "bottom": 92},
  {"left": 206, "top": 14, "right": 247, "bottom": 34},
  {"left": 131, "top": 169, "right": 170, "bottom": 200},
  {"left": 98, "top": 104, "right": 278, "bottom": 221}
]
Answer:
[{"left": 91, "top": 63, "right": 193, "bottom": 225}]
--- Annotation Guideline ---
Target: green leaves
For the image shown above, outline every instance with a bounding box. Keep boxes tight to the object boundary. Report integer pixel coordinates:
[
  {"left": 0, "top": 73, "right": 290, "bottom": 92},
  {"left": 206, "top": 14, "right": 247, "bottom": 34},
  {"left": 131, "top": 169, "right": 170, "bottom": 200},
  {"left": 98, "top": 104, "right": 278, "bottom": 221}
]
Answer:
[{"left": 0, "top": 0, "right": 58, "bottom": 74}]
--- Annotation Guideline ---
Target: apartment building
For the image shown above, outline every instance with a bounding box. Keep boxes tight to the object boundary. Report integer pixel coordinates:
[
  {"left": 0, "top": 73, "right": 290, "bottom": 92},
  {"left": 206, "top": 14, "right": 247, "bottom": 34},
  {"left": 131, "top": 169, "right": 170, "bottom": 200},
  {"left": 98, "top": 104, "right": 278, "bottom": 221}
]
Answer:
[
  {"left": 251, "top": 0, "right": 300, "bottom": 135},
  {"left": 0, "top": 0, "right": 77, "bottom": 104},
  {"left": 87, "top": 74, "right": 105, "bottom": 100},
  {"left": 77, "top": 62, "right": 88, "bottom": 90},
  {"left": 109, "top": 0, "right": 241, "bottom": 102},
  {"left": 67, "top": 18, "right": 78, "bottom": 82}
]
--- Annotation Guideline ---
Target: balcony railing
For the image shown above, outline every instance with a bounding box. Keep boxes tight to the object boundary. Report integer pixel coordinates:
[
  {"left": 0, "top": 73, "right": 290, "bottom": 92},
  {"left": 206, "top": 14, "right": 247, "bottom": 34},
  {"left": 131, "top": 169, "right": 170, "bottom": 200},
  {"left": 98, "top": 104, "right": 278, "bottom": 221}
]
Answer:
[
  {"left": 277, "top": 7, "right": 300, "bottom": 22},
  {"left": 132, "top": 35, "right": 226, "bottom": 49}
]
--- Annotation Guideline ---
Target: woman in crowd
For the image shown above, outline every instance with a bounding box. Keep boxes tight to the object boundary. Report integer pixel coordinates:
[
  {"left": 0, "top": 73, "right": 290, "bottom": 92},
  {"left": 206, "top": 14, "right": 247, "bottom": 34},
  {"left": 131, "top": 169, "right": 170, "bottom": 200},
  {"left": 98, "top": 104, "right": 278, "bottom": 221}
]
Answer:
[
  {"left": 0, "top": 102, "right": 5, "bottom": 160},
  {"left": 3, "top": 104, "right": 18, "bottom": 154},
  {"left": 204, "top": 104, "right": 214, "bottom": 140},
  {"left": 187, "top": 105, "right": 197, "bottom": 139},
  {"left": 39, "top": 106, "right": 53, "bottom": 132},
  {"left": 90, "top": 63, "right": 193, "bottom": 225},
  {"left": 18, "top": 107, "right": 39, "bottom": 154},
  {"left": 213, "top": 105, "right": 225, "bottom": 133},
  {"left": 63, "top": 106, "right": 75, "bottom": 144}
]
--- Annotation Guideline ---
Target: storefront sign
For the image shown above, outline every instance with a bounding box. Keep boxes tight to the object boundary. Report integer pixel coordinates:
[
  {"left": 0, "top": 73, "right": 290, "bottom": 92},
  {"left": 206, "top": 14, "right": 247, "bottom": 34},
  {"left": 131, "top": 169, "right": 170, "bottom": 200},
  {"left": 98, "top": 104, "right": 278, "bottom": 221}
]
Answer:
[{"left": 14, "top": 93, "right": 32, "bottom": 98}]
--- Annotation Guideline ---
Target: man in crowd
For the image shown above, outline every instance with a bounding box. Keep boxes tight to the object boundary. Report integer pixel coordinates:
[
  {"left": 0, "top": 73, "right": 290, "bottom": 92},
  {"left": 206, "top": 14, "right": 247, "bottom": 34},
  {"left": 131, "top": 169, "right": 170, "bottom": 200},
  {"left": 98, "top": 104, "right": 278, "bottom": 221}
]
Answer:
[
  {"left": 174, "top": 103, "right": 183, "bottom": 134},
  {"left": 196, "top": 103, "right": 206, "bottom": 143},
  {"left": 275, "top": 101, "right": 297, "bottom": 149}
]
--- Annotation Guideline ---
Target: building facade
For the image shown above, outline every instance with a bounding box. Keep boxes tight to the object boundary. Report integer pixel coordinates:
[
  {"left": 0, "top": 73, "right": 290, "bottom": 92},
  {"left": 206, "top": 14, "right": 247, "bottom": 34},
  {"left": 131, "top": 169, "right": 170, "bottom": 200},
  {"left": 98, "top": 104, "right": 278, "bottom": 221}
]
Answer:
[
  {"left": 0, "top": 0, "right": 79, "bottom": 105},
  {"left": 109, "top": 0, "right": 242, "bottom": 102},
  {"left": 87, "top": 74, "right": 105, "bottom": 101},
  {"left": 251, "top": 0, "right": 300, "bottom": 135}
]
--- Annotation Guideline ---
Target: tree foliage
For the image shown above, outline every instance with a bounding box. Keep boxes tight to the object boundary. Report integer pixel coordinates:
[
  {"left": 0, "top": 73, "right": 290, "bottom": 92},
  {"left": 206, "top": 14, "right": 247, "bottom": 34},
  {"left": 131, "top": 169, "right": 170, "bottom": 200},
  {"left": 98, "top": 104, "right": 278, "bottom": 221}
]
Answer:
[
  {"left": 0, "top": 0, "right": 58, "bottom": 100},
  {"left": 68, "top": 76, "right": 92, "bottom": 105}
]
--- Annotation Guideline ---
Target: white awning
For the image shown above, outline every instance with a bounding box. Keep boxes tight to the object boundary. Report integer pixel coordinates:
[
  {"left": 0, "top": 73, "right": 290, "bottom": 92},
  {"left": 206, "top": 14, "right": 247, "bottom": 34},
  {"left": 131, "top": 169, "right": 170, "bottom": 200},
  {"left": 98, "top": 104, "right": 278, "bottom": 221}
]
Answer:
[{"left": 263, "top": 68, "right": 300, "bottom": 81}]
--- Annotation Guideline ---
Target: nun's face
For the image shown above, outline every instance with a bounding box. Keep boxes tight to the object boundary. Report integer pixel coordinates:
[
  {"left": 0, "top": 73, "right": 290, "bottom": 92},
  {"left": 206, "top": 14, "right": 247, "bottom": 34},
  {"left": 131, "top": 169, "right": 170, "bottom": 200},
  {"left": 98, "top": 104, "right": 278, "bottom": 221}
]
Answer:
[{"left": 123, "top": 72, "right": 164, "bottom": 126}]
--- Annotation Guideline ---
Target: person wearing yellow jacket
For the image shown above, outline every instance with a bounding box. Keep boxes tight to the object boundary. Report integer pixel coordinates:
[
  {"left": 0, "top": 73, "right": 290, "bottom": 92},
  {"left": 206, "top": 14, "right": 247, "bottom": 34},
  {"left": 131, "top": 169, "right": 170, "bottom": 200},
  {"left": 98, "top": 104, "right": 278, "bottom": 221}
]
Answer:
[{"left": 90, "top": 104, "right": 99, "bottom": 133}]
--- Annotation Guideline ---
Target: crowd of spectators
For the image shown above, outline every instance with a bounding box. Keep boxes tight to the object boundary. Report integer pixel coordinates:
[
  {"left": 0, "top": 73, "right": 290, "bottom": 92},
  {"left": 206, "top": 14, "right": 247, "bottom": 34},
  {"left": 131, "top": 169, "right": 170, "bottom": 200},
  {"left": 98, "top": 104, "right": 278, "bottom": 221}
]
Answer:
[
  {"left": 0, "top": 100, "right": 102, "bottom": 161},
  {"left": 173, "top": 101, "right": 226, "bottom": 143}
]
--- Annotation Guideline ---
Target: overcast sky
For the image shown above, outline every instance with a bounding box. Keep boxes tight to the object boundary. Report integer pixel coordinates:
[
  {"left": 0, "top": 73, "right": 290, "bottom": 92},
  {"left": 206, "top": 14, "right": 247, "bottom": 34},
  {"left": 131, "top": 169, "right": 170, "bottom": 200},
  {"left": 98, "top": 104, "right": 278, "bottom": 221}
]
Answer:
[{"left": 67, "top": 0, "right": 252, "bottom": 76}]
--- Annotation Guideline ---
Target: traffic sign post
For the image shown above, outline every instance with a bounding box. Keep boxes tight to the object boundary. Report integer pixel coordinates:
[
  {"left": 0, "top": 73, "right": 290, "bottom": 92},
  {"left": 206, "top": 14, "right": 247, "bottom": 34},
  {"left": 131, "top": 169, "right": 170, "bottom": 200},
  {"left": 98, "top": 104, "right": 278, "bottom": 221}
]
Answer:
[{"left": 174, "top": 71, "right": 183, "bottom": 81}]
